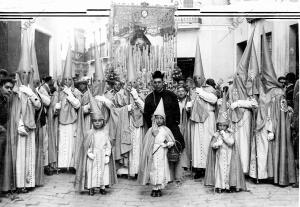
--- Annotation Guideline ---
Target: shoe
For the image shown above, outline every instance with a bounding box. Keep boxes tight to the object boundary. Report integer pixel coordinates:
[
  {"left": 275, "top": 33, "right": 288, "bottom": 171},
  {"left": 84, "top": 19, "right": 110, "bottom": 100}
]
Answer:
[
  {"left": 17, "top": 188, "right": 28, "bottom": 194},
  {"left": 150, "top": 190, "right": 156, "bottom": 197},
  {"left": 99, "top": 189, "right": 107, "bottom": 195},
  {"left": 89, "top": 189, "right": 95, "bottom": 196},
  {"left": 156, "top": 190, "right": 162, "bottom": 197}
]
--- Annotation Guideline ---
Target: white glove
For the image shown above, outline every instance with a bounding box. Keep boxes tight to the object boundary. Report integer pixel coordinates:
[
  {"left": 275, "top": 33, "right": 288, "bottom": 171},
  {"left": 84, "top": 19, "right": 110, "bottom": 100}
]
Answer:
[
  {"left": 19, "top": 85, "right": 35, "bottom": 97},
  {"left": 251, "top": 99, "right": 258, "bottom": 108},
  {"left": 63, "top": 87, "right": 72, "bottom": 96},
  {"left": 95, "top": 95, "right": 106, "bottom": 102},
  {"left": 55, "top": 102, "right": 61, "bottom": 110},
  {"left": 217, "top": 98, "right": 223, "bottom": 106},
  {"left": 267, "top": 132, "right": 275, "bottom": 141},
  {"left": 186, "top": 101, "right": 192, "bottom": 108},
  {"left": 87, "top": 149, "right": 95, "bottom": 160},
  {"left": 83, "top": 104, "right": 90, "bottom": 114},
  {"left": 130, "top": 88, "right": 139, "bottom": 100},
  {"left": 18, "top": 119, "right": 28, "bottom": 136},
  {"left": 160, "top": 143, "right": 167, "bottom": 148},
  {"left": 231, "top": 101, "right": 239, "bottom": 110},
  {"left": 220, "top": 130, "right": 226, "bottom": 137},
  {"left": 195, "top": 87, "right": 203, "bottom": 95},
  {"left": 105, "top": 156, "right": 110, "bottom": 164},
  {"left": 127, "top": 104, "right": 132, "bottom": 112}
]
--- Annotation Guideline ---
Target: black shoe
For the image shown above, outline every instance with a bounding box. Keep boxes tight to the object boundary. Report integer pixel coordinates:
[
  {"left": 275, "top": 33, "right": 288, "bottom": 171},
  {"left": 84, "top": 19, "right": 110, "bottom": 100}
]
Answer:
[
  {"left": 99, "top": 189, "right": 107, "bottom": 195},
  {"left": 150, "top": 190, "right": 156, "bottom": 197},
  {"left": 156, "top": 190, "right": 162, "bottom": 197},
  {"left": 89, "top": 189, "right": 95, "bottom": 196},
  {"left": 17, "top": 188, "right": 28, "bottom": 194}
]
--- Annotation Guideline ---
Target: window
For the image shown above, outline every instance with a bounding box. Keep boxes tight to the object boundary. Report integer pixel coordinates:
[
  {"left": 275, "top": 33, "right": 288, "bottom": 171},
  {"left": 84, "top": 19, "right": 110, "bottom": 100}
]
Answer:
[
  {"left": 236, "top": 40, "right": 247, "bottom": 66},
  {"left": 261, "top": 32, "right": 272, "bottom": 68}
]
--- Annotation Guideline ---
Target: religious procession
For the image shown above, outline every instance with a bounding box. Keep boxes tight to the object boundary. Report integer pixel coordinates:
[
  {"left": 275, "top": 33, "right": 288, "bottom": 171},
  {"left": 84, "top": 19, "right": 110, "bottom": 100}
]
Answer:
[{"left": 0, "top": 0, "right": 299, "bottom": 206}]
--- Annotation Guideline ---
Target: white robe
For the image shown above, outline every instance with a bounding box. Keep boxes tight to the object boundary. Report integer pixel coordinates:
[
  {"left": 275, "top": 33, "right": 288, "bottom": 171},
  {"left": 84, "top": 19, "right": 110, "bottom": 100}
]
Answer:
[
  {"left": 150, "top": 126, "right": 174, "bottom": 188},
  {"left": 58, "top": 123, "right": 76, "bottom": 168},
  {"left": 191, "top": 88, "right": 217, "bottom": 169},
  {"left": 16, "top": 131, "right": 36, "bottom": 188},
  {"left": 16, "top": 91, "right": 41, "bottom": 188},
  {"left": 86, "top": 130, "right": 111, "bottom": 189}
]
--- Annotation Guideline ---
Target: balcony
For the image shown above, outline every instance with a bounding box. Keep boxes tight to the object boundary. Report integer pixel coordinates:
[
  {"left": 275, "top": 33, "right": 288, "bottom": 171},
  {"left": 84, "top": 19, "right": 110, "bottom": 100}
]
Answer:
[{"left": 175, "top": 17, "right": 202, "bottom": 29}]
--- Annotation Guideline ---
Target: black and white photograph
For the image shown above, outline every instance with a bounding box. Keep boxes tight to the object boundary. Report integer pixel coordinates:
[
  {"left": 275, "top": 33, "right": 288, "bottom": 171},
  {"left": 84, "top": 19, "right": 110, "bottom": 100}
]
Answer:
[{"left": 0, "top": 0, "right": 299, "bottom": 206}]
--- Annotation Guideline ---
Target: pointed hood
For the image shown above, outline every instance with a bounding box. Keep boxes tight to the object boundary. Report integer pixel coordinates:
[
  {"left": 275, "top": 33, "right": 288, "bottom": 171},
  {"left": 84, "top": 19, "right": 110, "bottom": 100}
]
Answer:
[
  {"left": 30, "top": 37, "right": 40, "bottom": 82},
  {"left": 153, "top": 98, "right": 165, "bottom": 119},
  {"left": 217, "top": 92, "right": 229, "bottom": 125},
  {"left": 62, "top": 44, "right": 73, "bottom": 80},
  {"left": 17, "top": 29, "right": 31, "bottom": 74},
  {"left": 193, "top": 37, "right": 205, "bottom": 86},
  {"left": 88, "top": 89, "right": 104, "bottom": 120},
  {"left": 127, "top": 46, "right": 136, "bottom": 82},
  {"left": 230, "top": 27, "right": 255, "bottom": 123},
  {"left": 261, "top": 26, "right": 281, "bottom": 92},
  {"left": 246, "top": 40, "right": 260, "bottom": 96},
  {"left": 94, "top": 38, "right": 105, "bottom": 81}
]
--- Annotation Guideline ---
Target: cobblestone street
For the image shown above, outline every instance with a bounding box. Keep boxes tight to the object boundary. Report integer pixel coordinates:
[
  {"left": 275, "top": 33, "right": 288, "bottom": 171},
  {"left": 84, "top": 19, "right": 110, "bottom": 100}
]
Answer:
[{"left": 0, "top": 172, "right": 298, "bottom": 207}]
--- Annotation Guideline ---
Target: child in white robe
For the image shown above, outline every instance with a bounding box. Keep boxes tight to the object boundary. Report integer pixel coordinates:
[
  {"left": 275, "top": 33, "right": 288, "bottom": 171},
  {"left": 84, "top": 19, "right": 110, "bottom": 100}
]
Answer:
[
  {"left": 138, "top": 99, "right": 175, "bottom": 197},
  {"left": 85, "top": 114, "right": 111, "bottom": 196}
]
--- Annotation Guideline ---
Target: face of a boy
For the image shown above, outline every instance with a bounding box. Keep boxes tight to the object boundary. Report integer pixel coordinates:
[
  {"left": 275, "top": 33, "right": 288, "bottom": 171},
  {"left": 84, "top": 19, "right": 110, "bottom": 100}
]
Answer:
[
  {"left": 93, "top": 119, "right": 105, "bottom": 129},
  {"left": 155, "top": 115, "right": 164, "bottom": 126},
  {"left": 218, "top": 123, "right": 228, "bottom": 131}
]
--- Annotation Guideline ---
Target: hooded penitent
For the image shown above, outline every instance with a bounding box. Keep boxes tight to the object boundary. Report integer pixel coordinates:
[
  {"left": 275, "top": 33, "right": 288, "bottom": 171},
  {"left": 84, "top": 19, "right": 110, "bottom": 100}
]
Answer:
[
  {"left": 252, "top": 26, "right": 296, "bottom": 186},
  {"left": 230, "top": 27, "right": 255, "bottom": 123}
]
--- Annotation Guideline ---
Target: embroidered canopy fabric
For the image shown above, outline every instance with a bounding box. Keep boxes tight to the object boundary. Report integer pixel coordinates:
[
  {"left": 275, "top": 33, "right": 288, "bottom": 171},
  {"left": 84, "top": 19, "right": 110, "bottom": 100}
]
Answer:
[{"left": 112, "top": 3, "right": 176, "bottom": 37}]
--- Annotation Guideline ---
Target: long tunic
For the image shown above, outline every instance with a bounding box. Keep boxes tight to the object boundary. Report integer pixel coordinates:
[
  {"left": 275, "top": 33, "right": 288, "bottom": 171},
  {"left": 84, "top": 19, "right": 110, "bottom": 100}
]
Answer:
[
  {"left": 190, "top": 86, "right": 217, "bottom": 169},
  {"left": 113, "top": 89, "right": 144, "bottom": 176},
  {"left": 211, "top": 132, "right": 234, "bottom": 190},
  {"left": 86, "top": 130, "right": 111, "bottom": 189},
  {"left": 150, "top": 126, "right": 174, "bottom": 187},
  {"left": 138, "top": 126, "right": 175, "bottom": 188},
  {"left": 16, "top": 90, "right": 41, "bottom": 188},
  {"left": 58, "top": 87, "right": 81, "bottom": 168}
]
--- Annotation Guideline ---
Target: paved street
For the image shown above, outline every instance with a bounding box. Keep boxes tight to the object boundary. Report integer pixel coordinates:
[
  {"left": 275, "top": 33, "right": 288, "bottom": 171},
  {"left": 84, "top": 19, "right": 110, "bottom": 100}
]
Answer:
[{"left": 0, "top": 172, "right": 298, "bottom": 207}]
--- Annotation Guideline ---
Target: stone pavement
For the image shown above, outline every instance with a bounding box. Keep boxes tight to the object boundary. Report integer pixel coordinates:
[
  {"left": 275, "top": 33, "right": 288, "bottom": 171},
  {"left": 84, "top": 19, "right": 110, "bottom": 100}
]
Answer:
[{"left": 0, "top": 173, "right": 298, "bottom": 207}]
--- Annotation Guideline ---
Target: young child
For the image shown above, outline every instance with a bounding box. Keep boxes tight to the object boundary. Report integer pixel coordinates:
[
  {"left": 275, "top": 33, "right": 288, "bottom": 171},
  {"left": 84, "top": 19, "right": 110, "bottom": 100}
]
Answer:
[
  {"left": 75, "top": 92, "right": 116, "bottom": 195},
  {"left": 138, "top": 99, "right": 175, "bottom": 197},
  {"left": 204, "top": 92, "right": 246, "bottom": 193}
]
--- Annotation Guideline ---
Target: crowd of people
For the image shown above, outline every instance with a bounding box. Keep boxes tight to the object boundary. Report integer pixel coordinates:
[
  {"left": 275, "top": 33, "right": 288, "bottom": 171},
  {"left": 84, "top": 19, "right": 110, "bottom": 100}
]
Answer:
[{"left": 0, "top": 30, "right": 298, "bottom": 200}]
